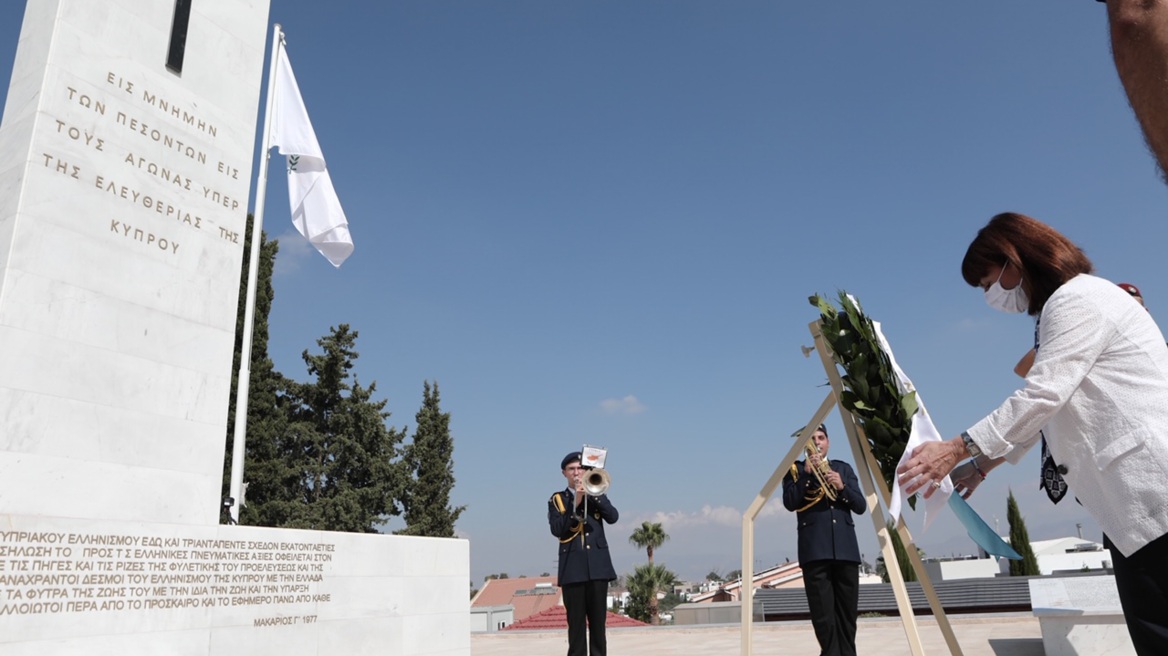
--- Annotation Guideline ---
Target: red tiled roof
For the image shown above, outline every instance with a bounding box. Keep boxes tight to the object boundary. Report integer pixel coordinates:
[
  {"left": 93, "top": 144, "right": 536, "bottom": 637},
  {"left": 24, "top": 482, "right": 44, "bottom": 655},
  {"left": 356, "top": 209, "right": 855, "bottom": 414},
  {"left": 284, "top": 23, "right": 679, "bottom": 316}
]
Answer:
[
  {"left": 503, "top": 604, "right": 647, "bottom": 631},
  {"left": 471, "top": 576, "right": 561, "bottom": 621}
]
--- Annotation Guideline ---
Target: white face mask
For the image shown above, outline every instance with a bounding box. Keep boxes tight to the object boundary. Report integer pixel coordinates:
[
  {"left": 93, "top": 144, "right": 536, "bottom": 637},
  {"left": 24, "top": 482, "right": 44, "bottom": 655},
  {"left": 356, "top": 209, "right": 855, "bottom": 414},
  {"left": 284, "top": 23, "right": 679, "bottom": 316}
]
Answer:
[{"left": 984, "top": 266, "right": 1028, "bottom": 314}]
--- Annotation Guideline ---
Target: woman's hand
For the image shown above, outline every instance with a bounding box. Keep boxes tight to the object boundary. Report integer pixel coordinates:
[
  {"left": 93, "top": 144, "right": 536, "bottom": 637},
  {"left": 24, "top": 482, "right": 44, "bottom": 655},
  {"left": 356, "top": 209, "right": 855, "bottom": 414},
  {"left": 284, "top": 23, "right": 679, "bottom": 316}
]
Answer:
[
  {"left": 951, "top": 461, "right": 982, "bottom": 499},
  {"left": 896, "top": 437, "right": 966, "bottom": 499}
]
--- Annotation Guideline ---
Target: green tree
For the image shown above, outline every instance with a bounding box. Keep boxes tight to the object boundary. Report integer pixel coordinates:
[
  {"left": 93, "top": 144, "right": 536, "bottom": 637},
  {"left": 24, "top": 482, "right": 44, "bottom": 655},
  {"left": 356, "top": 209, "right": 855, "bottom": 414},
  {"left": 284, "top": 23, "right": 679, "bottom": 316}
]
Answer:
[
  {"left": 705, "top": 570, "right": 723, "bottom": 583},
  {"left": 875, "top": 520, "right": 919, "bottom": 583},
  {"left": 625, "top": 563, "right": 678, "bottom": 625},
  {"left": 659, "top": 591, "right": 685, "bottom": 615},
  {"left": 222, "top": 219, "right": 294, "bottom": 526},
  {"left": 397, "top": 381, "right": 465, "bottom": 537},
  {"left": 628, "top": 521, "right": 669, "bottom": 564},
  {"left": 277, "top": 325, "right": 409, "bottom": 532},
  {"left": 1007, "top": 490, "right": 1041, "bottom": 576}
]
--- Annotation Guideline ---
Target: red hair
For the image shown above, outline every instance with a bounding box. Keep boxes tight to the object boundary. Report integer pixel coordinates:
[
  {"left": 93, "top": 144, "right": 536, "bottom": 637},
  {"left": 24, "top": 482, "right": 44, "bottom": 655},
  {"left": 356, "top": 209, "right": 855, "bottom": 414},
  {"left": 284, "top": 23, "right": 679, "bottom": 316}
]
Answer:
[{"left": 961, "top": 213, "right": 1093, "bottom": 316}]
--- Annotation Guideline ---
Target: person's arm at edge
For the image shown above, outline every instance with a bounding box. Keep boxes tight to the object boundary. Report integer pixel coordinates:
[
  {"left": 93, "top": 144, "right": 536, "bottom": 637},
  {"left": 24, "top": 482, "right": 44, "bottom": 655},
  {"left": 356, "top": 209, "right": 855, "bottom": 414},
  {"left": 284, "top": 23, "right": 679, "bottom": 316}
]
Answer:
[{"left": 1107, "top": 0, "right": 1168, "bottom": 181}]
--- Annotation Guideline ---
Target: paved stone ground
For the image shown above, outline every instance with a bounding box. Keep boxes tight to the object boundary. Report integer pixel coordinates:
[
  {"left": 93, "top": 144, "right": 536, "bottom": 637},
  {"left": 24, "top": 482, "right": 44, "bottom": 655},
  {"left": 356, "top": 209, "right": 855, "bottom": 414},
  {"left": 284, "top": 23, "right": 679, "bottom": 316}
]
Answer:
[{"left": 472, "top": 613, "right": 1046, "bottom": 656}]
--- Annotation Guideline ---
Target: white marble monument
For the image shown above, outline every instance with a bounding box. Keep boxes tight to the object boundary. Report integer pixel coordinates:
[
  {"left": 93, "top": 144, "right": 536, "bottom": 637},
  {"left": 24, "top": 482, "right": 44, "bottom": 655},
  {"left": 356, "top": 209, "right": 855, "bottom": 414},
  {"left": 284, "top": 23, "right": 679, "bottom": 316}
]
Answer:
[
  {"left": 0, "top": 2, "right": 468, "bottom": 654},
  {"left": 1029, "top": 576, "right": 1136, "bottom": 656}
]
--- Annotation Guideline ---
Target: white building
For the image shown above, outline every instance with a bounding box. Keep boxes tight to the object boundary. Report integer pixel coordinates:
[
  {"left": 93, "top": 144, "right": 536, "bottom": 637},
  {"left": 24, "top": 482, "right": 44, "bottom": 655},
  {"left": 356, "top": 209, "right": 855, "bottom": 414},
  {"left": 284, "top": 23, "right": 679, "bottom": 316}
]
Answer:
[
  {"left": 1001, "top": 537, "right": 1110, "bottom": 576},
  {"left": 923, "top": 535, "right": 1111, "bottom": 582}
]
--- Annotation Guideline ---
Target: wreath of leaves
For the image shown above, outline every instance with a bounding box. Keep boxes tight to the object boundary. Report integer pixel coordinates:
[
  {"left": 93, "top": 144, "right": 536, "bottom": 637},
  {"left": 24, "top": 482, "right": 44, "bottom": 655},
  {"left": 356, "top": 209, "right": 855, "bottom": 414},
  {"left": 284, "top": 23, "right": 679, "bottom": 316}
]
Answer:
[{"left": 810, "top": 292, "right": 919, "bottom": 508}]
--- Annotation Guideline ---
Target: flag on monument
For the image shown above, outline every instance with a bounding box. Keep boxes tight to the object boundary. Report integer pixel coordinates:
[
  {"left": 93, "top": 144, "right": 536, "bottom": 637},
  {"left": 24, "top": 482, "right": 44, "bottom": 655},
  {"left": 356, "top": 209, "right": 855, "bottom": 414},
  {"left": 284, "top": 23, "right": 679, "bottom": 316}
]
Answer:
[{"left": 268, "top": 39, "right": 353, "bottom": 267}]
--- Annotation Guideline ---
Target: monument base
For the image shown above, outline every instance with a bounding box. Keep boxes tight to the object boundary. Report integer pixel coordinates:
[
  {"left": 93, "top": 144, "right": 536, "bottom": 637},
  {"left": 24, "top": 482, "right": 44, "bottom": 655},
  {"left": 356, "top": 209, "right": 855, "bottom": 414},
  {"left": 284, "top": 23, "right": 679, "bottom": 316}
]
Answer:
[
  {"left": 1029, "top": 576, "right": 1135, "bottom": 656},
  {"left": 0, "top": 515, "right": 469, "bottom": 656}
]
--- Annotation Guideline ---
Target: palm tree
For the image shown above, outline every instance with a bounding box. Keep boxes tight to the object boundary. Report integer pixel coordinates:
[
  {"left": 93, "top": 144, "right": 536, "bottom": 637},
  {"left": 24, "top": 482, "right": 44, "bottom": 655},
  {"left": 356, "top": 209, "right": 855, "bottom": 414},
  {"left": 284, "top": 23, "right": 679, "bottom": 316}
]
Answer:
[
  {"left": 625, "top": 563, "right": 677, "bottom": 625},
  {"left": 628, "top": 521, "right": 669, "bottom": 564}
]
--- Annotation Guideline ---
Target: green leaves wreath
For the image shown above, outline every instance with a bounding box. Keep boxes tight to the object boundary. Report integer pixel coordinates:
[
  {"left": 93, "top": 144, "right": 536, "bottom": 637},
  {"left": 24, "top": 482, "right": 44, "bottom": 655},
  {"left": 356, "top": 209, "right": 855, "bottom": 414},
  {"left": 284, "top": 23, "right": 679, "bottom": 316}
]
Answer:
[{"left": 811, "top": 292, "right": 919, "bottom": 508}]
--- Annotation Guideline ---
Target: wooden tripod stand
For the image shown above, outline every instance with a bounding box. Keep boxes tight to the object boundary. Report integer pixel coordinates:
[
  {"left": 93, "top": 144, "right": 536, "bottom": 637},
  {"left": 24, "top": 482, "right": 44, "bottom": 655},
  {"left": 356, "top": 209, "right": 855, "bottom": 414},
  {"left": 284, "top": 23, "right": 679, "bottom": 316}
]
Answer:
[{"left": 738, "top": 320, "right": 964, "bottom": 656}]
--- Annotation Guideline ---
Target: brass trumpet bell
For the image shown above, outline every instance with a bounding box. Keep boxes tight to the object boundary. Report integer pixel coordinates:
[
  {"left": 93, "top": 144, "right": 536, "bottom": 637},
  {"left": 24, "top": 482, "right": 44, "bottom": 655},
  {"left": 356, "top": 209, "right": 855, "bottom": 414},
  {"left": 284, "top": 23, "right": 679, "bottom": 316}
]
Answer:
[{"left": 582, "top": 468, "right": 611, "bottom": 496}]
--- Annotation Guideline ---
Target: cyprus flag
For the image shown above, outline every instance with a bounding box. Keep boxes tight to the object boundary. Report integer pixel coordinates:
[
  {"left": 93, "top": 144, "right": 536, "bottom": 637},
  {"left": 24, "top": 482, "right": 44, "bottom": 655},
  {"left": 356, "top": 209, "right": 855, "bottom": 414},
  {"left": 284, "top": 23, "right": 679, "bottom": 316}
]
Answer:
[{"left": 268, "top": 38, "right": 353, "bottom": 267}]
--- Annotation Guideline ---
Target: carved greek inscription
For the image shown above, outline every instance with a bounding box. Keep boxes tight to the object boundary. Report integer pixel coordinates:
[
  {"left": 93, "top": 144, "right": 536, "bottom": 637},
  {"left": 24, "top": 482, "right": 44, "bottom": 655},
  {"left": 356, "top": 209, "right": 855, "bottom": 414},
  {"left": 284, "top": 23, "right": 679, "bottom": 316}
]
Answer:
[
  {"left": 41, "top": 153, "right": 81, "bottom": 179},
  {"left": 37, "top": 67, "right": 252, "bottom": 254},
  {"left": 65, "top": 87, "right": 107, "bottom": 116},
  {"left": 109, "top": 220, "right": 181, "bottom": 254},
  {"left": 0, "top": 532, "right": 336, "bottom": 618},
  {"left": 54, "top": 120, "right": 104, "bottom": 151},
  {"left": 113, "top": 111, "right": 207, "bottom": 164}
]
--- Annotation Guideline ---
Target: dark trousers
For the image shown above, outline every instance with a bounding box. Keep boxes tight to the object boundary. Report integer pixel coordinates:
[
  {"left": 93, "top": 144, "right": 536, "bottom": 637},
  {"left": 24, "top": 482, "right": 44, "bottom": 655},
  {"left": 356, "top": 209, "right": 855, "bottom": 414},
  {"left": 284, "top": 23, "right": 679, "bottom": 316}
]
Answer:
[
  {"left": 802, "top": 560, "right": 859, "bottom": 656},
  {"left": 562, "top": 579, "right": 608, "bottom": 656},
  {"left": 1105, "top": 532, "right": 1168, "bottom": 656}
]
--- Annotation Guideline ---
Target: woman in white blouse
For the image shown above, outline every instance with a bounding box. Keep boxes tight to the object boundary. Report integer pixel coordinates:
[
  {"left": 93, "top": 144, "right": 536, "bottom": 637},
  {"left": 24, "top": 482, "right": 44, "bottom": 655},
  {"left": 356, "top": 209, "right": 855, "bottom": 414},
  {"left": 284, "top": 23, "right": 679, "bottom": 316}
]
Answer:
[{"left": 897, "top": 212, "right": 1168, "bottom": 655}]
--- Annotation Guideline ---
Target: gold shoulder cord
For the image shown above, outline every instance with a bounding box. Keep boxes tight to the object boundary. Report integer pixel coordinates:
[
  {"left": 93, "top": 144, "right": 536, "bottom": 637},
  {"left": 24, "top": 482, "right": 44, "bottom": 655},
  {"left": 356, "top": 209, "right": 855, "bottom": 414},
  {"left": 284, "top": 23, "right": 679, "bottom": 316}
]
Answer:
[
  {"left": 552, "top": 493, "right": 584, "bottom": 543},
  {"left": 789, "top": 464, "right": 826, "bottom": 512},
  {"left": 794, "top": 486, "right": 826, "bottom": 513}
]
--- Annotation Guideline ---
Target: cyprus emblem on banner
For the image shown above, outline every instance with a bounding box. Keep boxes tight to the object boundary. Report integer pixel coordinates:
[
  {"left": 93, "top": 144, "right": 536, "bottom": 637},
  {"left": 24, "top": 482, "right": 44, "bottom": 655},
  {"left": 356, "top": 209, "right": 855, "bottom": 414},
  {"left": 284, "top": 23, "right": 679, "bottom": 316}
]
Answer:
[{"left": 269, "top": 38, "right": 354, "bottom": 267}]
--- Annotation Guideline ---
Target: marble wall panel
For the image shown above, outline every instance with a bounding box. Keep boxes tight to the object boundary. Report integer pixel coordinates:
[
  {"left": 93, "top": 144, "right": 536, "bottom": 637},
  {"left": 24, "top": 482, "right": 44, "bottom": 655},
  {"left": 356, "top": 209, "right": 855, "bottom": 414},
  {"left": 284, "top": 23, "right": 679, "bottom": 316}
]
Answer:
[
  {"left": 0, "top": 0, "right": 267, "bottom": 525},
  {"left": 0, "top": 516, "right": 470, "bottom": 656}
]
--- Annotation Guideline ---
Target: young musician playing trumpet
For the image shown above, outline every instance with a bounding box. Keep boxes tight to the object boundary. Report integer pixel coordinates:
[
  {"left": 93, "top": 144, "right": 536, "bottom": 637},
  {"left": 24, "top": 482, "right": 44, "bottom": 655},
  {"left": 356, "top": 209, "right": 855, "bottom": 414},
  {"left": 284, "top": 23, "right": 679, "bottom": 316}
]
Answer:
[
  {"left": 782, "top": 425, "right": 867, "bottom": 656},
  {"left": 548, "top": 451, "right": 618, "bottom": 656}
]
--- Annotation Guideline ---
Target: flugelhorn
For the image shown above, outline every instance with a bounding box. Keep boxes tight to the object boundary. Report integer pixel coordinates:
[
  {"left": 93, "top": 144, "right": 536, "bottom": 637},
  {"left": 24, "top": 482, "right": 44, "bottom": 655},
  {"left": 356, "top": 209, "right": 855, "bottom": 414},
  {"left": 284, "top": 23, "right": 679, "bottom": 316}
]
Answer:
[
  {"left": 583, "top": 468, "right": 611, "bottom": 496},
  {"left": 805, "top": 439, "right": 837, "bottom": 501}
]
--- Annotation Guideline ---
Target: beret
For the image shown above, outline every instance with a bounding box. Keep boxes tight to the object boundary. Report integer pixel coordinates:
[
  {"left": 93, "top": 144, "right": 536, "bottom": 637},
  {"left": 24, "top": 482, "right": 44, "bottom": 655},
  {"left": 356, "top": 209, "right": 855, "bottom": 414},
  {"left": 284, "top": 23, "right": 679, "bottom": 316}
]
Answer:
[
  {"left": 1117, "top": 282, "right": 1142, "bottom": 298},
  {"left": 561, "top": 451, "right": 582, "bottom": 470}
]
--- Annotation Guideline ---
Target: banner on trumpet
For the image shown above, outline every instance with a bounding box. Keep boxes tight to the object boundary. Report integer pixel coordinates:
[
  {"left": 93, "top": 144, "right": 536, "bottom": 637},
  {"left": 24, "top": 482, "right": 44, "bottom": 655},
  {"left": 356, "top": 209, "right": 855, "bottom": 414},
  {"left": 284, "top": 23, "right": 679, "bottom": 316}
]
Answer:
[
  {"left": 581, "top": 444, "right": 610, "bottom": 495},
  {"left": 581, "top": 444, "right": 607, "bottom": 469}
]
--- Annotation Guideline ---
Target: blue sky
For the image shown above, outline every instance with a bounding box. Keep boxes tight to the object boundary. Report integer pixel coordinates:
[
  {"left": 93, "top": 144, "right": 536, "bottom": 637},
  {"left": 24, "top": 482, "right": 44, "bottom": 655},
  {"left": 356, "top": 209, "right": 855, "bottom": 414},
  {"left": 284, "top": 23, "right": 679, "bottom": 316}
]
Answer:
[{"left": 3, "top": 1, "right": 1165, "bottom": 585}]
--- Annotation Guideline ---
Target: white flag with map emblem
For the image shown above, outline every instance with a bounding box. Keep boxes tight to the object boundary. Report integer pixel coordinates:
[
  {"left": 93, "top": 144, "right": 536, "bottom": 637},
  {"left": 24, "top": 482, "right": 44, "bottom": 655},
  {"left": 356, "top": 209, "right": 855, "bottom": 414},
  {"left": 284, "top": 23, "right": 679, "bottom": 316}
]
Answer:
[{"left": 268, "top": 38, "right": 353, "bottom": 267}]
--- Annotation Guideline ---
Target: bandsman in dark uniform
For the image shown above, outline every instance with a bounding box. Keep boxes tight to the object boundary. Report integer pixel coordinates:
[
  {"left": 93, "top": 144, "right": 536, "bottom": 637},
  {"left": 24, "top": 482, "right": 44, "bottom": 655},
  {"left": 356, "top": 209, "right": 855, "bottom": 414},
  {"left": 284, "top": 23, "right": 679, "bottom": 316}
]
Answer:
[
  {"left": 548, "top": 451, "right": 619, "bottom": 656},
  {"left": 782, "top": 425, "right": 867, "bottom": 656}
]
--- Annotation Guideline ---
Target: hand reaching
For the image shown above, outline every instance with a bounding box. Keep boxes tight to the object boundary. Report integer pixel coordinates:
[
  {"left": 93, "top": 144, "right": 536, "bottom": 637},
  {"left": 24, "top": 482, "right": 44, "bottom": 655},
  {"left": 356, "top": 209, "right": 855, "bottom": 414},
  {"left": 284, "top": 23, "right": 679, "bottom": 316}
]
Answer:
[{"left": 951, "top": 461, "right": 983, "bottom": 499}]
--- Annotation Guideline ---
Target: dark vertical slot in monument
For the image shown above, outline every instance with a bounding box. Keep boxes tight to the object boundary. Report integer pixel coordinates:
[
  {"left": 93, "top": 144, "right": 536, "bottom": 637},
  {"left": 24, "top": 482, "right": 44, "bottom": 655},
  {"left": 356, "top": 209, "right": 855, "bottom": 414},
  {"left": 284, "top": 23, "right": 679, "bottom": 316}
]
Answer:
[{"left": 165, "top": 0, "right": 193, "bottom": 74}]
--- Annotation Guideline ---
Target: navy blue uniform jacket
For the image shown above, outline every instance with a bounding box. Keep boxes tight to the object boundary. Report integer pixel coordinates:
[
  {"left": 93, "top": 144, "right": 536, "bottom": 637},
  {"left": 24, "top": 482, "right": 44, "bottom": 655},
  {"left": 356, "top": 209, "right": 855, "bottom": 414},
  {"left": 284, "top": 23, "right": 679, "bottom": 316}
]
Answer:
[
  {"left": 548, "top": 489, "right": 619, "bottom": 586},
  {"left": 781, "top": 459, "right": 866, "bottom": 564}
]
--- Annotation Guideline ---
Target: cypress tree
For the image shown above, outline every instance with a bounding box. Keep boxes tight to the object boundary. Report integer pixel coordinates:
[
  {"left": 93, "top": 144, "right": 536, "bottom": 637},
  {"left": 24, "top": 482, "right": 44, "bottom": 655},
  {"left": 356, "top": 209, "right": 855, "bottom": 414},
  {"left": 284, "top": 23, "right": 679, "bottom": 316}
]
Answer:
[
  {"left": 398, "top": 381, "right": 466, "bottom": 537},
  {"left": 1007, "top": 490, "right": 1041, "bottom": 576},
  {"left": 876, "top": 520, "right": 918, "bottom": 583},
  {"left": 279, "top": 325, "right": 410, "bottom": 532}
]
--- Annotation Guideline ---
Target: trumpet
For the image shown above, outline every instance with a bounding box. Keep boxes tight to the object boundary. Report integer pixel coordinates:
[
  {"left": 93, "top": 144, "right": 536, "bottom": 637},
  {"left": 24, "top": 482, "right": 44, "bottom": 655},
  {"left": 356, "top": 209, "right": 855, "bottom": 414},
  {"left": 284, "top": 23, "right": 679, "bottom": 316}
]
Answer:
[
  {"left": 582, "top": 468, "right": 611, "bottom": 496},
  {"left": 805, "top": 439, "right": 837, "bottom": 501}
]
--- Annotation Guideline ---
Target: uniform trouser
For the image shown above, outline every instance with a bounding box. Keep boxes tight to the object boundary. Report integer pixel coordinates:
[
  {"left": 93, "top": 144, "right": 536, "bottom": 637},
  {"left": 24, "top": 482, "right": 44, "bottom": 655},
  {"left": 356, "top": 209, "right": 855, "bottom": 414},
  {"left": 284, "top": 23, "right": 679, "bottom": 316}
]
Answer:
[
  {"left": 562, "top": 579, "right": 608, "bottom": 656},
  {"left": 1105, "top": 532, "right": 1168, "bottom": 656},
  {"left": 801, "top": 559, "right": 859, "bottom": 656}
]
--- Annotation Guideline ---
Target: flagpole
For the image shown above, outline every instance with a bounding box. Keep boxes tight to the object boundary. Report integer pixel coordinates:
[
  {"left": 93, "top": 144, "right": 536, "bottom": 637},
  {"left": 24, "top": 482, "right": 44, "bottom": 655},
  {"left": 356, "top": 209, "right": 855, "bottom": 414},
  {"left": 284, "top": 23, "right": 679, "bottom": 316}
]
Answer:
[{"left": 228, "top": 22, "right": 283, "bottom": 524}]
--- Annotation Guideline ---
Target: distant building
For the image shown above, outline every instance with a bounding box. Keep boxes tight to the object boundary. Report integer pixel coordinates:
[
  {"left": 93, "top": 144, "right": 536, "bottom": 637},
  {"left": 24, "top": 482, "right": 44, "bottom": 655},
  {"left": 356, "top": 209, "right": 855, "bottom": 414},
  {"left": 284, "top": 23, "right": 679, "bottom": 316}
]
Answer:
[
  {"left": 686, "top": 562, "right": 881, "bottom": 604},
  {"left": 920, "top": 535, "right": 1110, "bottom": 581},
  {"left": 470, "top": 576, "right": 560, "bottom": 631},
  {"left": 469, "top": 575, "right": 626, "bottom": 632},
  {"left": 922, "top": 555, "right": 1001, "bottom": 581},
  {"left": 1002, "top": 537, "right": 1110, "bottom": 576}
]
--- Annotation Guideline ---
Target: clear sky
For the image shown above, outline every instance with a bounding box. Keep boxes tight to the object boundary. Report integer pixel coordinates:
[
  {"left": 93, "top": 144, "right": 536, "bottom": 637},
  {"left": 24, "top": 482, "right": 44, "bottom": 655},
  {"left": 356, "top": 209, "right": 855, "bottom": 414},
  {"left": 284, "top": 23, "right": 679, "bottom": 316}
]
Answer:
[{"left": 3, "top": 1, "right": 1165, "bottom": 586}]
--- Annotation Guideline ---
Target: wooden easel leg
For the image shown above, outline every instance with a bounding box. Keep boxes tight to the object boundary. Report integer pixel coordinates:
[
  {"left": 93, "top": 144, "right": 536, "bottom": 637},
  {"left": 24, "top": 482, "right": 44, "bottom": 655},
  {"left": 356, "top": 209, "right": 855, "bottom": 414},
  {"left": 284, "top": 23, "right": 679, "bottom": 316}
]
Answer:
[
  {"left": 740, "top": 391, "right": 836, "bottom": 656},
  {"left": 810, "top": 319, "right": 966, "bottom": 656},
  {"left": 848, "top": 420, "right": 965, "bottom": 655}
]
